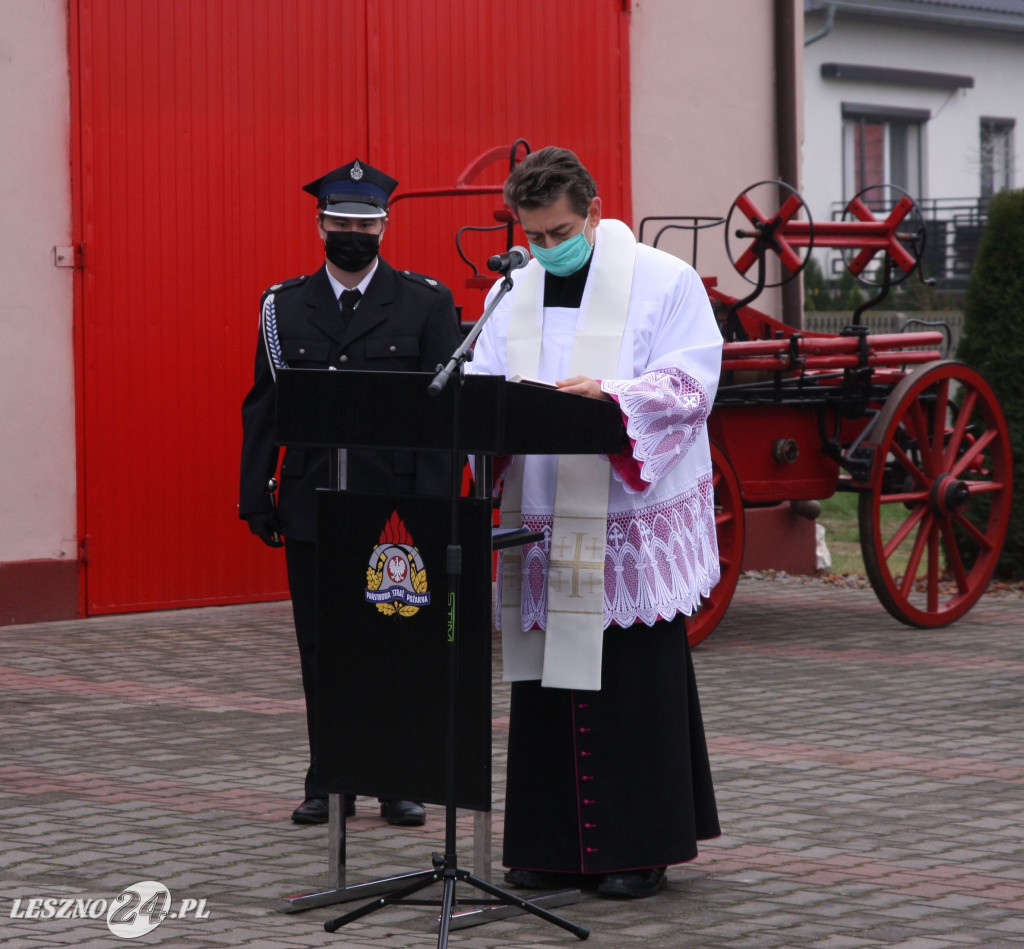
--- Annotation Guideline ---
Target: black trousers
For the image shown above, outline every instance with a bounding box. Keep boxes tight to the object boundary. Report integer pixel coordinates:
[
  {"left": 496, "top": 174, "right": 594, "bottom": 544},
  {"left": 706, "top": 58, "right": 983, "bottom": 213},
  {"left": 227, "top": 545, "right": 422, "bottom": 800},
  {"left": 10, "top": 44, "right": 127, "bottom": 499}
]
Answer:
[
  {"left": 284, "top": 537, "right": 414, "bottom": 805},
  {"left": 284, "top": 539, "right": 324, "bottom": 800}
]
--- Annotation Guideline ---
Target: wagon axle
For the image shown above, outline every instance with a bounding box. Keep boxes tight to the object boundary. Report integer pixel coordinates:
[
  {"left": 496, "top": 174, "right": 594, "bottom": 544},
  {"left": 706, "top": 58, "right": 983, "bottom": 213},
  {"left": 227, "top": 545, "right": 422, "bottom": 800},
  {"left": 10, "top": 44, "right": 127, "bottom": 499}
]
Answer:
[{"left": 930, "top": 472, "right": 971, "bottom": 517}]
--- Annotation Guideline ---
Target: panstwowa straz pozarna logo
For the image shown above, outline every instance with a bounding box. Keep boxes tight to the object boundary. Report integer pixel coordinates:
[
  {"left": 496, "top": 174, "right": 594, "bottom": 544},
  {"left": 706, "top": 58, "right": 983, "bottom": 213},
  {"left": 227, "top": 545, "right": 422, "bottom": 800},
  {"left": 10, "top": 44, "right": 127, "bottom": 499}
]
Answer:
[{"left": 365, "top": 510, "right": 430, "bottom": 617}]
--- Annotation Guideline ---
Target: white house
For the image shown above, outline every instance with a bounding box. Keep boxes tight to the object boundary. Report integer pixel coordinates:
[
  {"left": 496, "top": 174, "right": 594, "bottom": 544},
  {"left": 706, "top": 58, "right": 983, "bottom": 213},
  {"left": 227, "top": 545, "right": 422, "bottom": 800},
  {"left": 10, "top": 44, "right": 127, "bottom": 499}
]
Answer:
[{"left": 803, "top": 0, "right": 1024, "bottom": 287}]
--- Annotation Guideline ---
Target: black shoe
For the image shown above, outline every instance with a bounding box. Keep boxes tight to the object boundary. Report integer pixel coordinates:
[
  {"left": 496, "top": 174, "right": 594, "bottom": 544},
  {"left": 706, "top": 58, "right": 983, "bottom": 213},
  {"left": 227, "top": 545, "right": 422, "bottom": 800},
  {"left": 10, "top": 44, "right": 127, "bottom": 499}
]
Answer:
[
  {"left": 291, "top": 796, "right": 354, "bottom": 824},
  {"left": 379, "top": 800, "right": 426, "bottom": 826},
  {"left": 597, "top": 867, "right": 668, "bottom": 899},
  {"left": 291, "top": 798, "right": 328, "bottom": 825},
  {"left": 504, "top": 869, "right": 599, "bottom": 890}
]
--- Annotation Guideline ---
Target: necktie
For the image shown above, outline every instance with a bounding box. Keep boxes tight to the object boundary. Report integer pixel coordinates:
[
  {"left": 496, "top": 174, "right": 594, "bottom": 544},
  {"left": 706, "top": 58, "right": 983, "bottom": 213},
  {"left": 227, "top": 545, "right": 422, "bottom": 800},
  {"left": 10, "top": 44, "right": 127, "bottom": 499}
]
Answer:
[{"left": 339, "top": 288, "right": 361, "bottom": 328}]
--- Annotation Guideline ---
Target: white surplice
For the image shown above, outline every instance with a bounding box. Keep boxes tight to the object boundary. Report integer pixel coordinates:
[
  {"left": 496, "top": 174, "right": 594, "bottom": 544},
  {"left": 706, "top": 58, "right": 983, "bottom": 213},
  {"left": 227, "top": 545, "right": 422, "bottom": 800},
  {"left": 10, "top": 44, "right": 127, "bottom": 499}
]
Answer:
[{"left": 469, "top": 219, "right": 723, "bottom": 690}]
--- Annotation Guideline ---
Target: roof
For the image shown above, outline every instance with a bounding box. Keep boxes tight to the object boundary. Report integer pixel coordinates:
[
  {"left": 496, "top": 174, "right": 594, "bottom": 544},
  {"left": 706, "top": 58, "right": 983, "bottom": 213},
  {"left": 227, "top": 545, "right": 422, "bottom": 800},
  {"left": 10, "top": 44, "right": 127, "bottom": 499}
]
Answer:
[{"left": 805, "top": 0, "right": 1024, "bottom": 32}]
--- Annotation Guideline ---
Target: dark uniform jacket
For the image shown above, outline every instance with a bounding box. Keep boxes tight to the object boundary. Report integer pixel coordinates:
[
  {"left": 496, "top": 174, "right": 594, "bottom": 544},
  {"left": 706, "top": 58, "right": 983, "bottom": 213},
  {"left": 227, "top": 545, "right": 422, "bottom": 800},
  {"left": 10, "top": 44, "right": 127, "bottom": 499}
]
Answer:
[{"left": 239, "top": 259, "right": 462, "bottom": 543}]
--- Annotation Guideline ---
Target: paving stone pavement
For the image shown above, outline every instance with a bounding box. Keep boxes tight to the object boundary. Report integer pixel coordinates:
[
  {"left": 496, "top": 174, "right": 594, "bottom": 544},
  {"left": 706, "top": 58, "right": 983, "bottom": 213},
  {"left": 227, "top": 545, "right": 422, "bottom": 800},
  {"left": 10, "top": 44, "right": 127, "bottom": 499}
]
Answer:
[{"left": 1, "top": 575, "right": 1022, "bottom": 948}]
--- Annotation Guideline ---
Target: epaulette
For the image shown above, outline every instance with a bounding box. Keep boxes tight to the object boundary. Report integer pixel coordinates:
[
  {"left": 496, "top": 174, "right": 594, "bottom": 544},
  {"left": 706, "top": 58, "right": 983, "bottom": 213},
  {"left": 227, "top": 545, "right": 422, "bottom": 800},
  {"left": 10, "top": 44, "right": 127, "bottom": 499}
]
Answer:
[
  {"left": 398, "top": 269, "right": 444, "bottom": 292},
  {"left": 261, "top": 274, "right": 308, "bottom": 301}
]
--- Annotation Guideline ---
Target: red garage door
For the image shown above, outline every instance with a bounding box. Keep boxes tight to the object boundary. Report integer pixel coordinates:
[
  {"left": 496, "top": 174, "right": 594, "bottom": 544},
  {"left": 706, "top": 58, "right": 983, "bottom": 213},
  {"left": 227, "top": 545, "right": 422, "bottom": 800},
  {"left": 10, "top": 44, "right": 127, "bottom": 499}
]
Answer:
[{"left": 71, "top": 0, "right": 631, "bottom": 614}]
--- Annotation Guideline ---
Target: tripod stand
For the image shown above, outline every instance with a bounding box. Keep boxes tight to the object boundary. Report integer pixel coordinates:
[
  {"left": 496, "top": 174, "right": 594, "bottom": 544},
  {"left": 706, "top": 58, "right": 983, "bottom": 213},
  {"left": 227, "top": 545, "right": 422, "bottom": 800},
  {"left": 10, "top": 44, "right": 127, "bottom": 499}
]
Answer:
[{"left": 322, "top": 272, "right": 589, "bottom": 945}]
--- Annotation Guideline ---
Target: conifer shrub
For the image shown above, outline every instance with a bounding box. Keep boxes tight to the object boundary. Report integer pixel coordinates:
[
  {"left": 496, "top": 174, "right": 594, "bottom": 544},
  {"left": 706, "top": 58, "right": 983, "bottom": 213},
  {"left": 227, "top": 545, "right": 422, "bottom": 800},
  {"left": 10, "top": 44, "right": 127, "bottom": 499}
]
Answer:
[{"left": 955, "top": 189, "right": 1024, "bottom": 579}]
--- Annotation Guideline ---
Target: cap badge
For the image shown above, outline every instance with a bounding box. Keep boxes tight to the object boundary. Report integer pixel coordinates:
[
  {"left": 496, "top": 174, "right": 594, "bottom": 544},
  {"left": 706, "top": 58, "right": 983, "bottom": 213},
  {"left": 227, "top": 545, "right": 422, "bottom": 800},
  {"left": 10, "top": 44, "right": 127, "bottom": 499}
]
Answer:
[{"left": 350, "top": 161, "right": 364, "bottom": 181}]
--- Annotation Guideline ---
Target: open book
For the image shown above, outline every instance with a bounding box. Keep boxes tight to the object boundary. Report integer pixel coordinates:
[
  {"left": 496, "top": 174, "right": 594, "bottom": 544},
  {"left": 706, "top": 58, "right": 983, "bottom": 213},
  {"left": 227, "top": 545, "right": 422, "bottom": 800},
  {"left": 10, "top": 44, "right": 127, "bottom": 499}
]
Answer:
[{"left": 509, "top": 374, "right": 558, "bottom": 389}]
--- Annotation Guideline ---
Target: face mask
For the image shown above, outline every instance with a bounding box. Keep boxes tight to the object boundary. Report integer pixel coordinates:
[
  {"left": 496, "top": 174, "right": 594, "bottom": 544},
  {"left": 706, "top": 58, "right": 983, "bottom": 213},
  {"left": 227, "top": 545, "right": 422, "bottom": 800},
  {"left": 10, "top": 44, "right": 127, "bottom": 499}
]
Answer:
[
  {"left": 325, "top": 230, "right": 380, "bottom": 272},
  {"left": 529, "top": 223, "right": 593, "bottom": 277}
]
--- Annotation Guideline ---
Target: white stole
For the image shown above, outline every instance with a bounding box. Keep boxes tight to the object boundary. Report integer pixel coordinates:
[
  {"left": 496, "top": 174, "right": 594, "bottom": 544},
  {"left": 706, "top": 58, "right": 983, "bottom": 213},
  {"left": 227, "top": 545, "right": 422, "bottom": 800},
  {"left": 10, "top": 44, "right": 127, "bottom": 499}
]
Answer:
[{"left": 500, "top": 219, "right": 636, "bottom": 690}]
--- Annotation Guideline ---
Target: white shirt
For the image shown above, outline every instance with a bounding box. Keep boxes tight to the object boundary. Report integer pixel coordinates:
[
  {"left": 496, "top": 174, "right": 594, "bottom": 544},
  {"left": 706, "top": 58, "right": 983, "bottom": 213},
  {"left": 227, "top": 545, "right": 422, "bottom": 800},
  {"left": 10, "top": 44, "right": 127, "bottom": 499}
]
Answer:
[{"left": 324, "top": 259, "right": 379, "bottom": 301}]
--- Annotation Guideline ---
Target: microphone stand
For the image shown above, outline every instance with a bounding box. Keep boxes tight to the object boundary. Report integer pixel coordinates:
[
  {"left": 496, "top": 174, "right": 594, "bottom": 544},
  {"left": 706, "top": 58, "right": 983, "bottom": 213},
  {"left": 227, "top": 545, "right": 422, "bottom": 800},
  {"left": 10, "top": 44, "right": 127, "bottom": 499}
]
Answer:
[
  {"left": 428, "top": 267, "right": 514, "bottom": 396},
  {"left": 323, "top": 263, "right": 589, "bottom": 945}
]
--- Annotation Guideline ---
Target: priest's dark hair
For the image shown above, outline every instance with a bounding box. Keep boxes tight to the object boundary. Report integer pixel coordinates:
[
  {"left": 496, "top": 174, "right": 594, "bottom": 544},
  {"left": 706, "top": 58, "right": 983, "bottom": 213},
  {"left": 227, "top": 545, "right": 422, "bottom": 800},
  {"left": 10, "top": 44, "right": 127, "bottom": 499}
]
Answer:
[{"left": 503, "top": 146, "right": 597, "bottom": 217}]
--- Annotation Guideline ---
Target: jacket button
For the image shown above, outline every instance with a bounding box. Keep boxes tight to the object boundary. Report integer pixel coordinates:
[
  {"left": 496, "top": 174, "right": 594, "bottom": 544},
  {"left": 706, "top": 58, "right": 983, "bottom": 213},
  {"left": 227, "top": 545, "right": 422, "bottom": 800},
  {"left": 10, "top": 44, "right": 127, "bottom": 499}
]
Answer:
[
  {"left": 339, "top": 355, "right": 348, "bottom": 363},
  {"left": 389, "top": 344, "right": 397, "bottom": 352},
  {"left": 298, "top": 348, "right": 306, "bottom": 355}
]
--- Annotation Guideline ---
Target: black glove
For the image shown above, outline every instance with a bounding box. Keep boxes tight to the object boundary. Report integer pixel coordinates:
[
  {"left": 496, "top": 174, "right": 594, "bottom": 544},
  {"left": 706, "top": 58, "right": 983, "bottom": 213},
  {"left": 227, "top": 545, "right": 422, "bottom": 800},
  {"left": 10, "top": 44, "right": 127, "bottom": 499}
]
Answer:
[{"left": 246, "top": 512, "right": 284, "bottom": 548}]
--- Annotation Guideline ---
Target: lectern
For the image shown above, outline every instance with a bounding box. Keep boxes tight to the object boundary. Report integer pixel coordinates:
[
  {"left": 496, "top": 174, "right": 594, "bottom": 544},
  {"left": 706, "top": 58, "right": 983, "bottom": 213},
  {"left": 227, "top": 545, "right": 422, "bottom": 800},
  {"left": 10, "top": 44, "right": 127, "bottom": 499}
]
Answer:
[
  {"left": 274, "top": 367, "right": 628, "bottom": 456},
  {"left": 274, "top": 367, "right": 626, "bottom": 935}
]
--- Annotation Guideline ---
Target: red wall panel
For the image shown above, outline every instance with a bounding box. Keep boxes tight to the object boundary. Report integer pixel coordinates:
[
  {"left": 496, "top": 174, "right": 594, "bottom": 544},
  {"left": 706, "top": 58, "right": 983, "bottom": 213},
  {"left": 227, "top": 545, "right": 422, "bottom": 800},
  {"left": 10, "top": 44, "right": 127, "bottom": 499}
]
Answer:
[
  {"left": 73, "top": 0, "right": 630, "bottom": 614},
  {"left": 368, "top": 0, "right": 632, "bottom": 317}
]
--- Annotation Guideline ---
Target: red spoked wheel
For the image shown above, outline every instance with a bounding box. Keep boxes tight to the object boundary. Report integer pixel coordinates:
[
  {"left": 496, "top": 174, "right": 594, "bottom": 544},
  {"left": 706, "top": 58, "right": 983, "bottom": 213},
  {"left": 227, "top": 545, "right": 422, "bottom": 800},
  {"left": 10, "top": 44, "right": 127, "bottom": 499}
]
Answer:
[
  {"left": 858, "top": 361, "right": 1012, "bottom": 627},
  {"left": 840, "top": 183, "right": 926, "bottom": 287},
  {"left": 724, "top": 180, "right": 812, "bottom": 287},
  {"left": 689, "top": 442, "right": 745, "bottom": 647}
]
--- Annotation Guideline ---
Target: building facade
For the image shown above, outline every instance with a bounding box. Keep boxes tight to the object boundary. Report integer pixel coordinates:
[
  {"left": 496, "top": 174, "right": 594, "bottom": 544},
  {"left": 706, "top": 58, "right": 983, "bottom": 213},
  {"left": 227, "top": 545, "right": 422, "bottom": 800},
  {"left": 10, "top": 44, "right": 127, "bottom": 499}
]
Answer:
[
  {"left": 803, "top": 0, "right": 1024, "bottom": 286},
  {"left": 0, "top": 0, "right": 800, "bottom": 624}
]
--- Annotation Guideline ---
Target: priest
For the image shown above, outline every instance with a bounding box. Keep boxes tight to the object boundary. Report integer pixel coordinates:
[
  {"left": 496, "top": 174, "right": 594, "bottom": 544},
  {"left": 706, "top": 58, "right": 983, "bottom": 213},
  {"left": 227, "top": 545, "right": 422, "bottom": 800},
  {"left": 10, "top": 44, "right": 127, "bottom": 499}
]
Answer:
[{"left": 469, "top": 146, "right": 723, "bottom": 900}]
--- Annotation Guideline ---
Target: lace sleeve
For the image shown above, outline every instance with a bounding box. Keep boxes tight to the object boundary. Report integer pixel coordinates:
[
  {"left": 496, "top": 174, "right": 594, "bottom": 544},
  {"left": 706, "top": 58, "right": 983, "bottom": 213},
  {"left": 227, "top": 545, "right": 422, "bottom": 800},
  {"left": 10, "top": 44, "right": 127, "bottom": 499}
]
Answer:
[{"left": 601, "top": 367, "right": 712, "bottom": 486}]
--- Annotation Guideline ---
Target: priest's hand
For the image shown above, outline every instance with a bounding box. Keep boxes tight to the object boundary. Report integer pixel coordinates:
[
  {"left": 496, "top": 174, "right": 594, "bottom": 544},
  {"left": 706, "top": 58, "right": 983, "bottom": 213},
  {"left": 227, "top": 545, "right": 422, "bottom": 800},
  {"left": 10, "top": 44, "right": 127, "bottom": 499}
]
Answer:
[{"left": 555, "top": 375, "right": 611, "bottom": 400}]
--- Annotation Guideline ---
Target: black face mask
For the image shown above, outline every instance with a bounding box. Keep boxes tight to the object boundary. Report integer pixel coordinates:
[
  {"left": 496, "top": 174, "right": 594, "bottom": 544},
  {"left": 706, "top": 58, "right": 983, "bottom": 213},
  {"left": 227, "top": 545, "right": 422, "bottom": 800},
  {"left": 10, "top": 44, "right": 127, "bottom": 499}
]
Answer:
[{"left": 325, "top": 230, "right": 380, "bottom": 272}]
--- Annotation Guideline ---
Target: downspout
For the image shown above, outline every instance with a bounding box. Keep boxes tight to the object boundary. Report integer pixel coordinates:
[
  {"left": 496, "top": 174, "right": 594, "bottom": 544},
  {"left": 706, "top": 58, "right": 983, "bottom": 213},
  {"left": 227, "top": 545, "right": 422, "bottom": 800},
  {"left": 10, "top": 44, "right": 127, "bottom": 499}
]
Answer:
[
  {"left": 805, "top": 3, "right": 836, "bottom": 46},
  {"left": 775, "top": 0, "right": 802, "bottom": 328}
]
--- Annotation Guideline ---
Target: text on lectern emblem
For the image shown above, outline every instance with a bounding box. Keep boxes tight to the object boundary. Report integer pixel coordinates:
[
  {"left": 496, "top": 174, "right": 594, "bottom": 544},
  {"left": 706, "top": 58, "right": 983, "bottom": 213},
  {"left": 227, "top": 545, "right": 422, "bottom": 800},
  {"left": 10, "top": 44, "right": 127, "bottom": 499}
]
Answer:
[{"left": 365, "top": 510, "right": 430, "bottom": 617}]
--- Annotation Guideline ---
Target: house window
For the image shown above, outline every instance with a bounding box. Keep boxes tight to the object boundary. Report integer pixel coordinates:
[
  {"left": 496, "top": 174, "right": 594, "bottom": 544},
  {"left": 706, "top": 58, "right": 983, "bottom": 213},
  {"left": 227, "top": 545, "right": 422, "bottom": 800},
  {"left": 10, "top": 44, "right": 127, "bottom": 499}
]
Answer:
[
  {"left": 980, "top": 118, "right": 1014, "bottom": 199},
  {"left": 841, "top": 104, "right": 928, "bottom": 203}
]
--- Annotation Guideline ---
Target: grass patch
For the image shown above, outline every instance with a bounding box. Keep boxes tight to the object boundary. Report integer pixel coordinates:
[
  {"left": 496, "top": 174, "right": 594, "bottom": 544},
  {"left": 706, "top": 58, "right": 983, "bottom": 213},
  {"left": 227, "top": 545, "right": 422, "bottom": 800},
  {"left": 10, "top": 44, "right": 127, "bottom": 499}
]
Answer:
[
  {"left": 817, "top": 490, "right": 911, "bottom": 578},
  {"left": 817, "top": 491, "right": 865, "bottom": 576}
]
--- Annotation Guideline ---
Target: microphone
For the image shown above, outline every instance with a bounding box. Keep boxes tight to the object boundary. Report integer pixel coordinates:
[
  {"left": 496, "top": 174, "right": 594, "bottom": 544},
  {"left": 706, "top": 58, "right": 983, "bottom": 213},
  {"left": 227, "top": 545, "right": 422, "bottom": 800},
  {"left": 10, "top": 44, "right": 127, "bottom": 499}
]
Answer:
[{"left": 487, "top": 246, "right": 530, "bottom": 273}]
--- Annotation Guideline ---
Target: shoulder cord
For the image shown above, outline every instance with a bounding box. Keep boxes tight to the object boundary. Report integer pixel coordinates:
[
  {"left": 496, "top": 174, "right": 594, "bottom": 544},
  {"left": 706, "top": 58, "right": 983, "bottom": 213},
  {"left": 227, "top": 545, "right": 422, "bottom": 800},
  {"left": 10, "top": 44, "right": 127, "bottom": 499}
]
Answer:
[{"left": 260, "top": 293, "right": 286, "bottom": 381}]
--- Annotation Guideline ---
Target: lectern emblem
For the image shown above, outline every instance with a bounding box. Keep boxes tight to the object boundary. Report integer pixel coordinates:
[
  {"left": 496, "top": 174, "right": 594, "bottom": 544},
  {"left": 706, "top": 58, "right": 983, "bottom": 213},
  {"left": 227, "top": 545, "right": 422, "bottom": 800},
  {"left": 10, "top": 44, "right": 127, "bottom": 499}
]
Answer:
[{"left": 365, "top": 510, "right": 430, "bottom": 617}]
